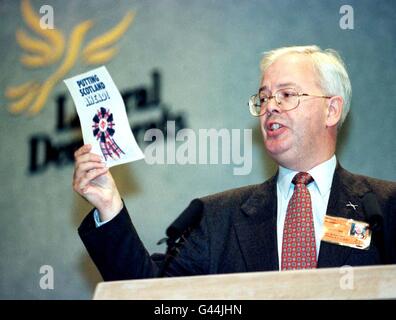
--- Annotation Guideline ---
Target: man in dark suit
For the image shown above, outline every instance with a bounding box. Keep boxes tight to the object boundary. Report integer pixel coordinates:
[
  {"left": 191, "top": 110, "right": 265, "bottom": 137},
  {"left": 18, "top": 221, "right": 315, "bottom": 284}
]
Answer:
[{"left": 73, "top": 45, "right": 396, "bottom": 281}]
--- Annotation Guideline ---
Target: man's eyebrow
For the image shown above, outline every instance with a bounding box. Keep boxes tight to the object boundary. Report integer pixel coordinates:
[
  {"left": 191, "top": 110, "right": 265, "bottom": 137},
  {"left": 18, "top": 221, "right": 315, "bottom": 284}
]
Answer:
[{"left": 259, "top": 82, "right": 301, "bottom": 93}]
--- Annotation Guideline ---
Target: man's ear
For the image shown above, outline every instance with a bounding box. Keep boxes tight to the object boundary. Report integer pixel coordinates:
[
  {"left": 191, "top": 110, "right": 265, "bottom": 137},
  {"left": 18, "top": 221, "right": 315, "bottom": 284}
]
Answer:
[{"left": 326, "top": 96, "right": 343, "bottom": 127}]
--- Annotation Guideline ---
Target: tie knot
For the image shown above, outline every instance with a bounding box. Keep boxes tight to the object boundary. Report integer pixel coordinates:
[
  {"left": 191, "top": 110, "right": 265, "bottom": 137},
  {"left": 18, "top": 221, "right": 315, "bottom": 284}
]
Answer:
[{"left": 292, "top": 172, "right": 313, "bottom": 185}]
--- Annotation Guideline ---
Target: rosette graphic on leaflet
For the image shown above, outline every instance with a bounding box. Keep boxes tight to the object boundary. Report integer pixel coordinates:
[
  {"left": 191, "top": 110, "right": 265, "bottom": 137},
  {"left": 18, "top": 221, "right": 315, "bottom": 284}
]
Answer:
[{"left": 92, "top": 107, "right": 125, "bottom": 160}]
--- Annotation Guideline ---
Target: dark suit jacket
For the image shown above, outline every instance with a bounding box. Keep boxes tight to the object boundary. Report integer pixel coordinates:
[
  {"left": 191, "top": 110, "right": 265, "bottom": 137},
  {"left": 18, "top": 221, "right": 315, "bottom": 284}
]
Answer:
[{"left": 78, "top": 165, "right": 396, "bottom": 281}]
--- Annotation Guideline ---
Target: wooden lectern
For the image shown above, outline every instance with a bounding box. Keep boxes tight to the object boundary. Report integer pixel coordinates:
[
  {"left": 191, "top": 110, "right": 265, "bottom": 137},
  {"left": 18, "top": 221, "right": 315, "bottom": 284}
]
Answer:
[{"left": 93, "top": 264, "right": 396, "bottom": 299}]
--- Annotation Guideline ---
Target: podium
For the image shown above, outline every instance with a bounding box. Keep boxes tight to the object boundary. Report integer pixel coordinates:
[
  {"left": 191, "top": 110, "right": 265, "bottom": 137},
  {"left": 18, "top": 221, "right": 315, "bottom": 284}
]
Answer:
[{"left": 93, "top": 264, "right": 396, "bottom": 299}]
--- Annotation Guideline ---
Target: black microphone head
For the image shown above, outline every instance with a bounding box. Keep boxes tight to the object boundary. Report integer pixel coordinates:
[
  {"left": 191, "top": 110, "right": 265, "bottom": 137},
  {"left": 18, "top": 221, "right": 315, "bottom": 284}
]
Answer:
[
  {"left": 362, "top": 193, "right": 383, "bottom": 232},
  {"left": 166, "top": 199, "right": 203, "bottom": 239}
]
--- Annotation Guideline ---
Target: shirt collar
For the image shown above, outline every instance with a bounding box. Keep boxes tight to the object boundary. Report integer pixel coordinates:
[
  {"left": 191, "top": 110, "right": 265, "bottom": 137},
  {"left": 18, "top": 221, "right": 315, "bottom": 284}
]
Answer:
[{"left": 277, "top": 155, "right": 337, "bottom": 200}]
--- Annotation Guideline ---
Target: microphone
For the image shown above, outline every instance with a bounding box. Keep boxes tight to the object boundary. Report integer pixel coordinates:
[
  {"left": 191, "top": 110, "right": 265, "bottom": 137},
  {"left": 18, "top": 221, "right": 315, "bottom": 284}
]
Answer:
[
  {"left": 156, "top": 199, "right": 204, "bottom": 275},
  {"left": 166, "top": 199, "right": 203, "bottom": 240},
  {"left": 362, "top": 193, "right": 383, "bottom": 232}
]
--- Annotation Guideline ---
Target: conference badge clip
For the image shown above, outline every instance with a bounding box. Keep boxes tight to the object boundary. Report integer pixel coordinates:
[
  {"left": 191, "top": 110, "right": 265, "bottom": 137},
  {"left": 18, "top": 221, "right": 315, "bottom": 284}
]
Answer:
[{"left": 322, "top": 215, "right": 371, "bottom": 250}]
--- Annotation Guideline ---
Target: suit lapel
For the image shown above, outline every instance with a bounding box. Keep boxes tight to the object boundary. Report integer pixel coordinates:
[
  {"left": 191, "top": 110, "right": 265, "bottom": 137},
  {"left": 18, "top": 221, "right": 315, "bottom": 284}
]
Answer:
[
  {"left": 317, "top": 164, "right": 369, "bottom": 268},
  {"left": 234, "top": 174, "right": 279, "bottom": 271}
]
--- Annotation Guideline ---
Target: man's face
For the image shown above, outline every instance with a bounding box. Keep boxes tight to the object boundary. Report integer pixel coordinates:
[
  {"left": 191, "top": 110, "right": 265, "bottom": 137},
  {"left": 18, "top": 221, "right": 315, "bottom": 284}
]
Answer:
[{"left": 260, "top": 53, "right": 330, "bottom": 170}]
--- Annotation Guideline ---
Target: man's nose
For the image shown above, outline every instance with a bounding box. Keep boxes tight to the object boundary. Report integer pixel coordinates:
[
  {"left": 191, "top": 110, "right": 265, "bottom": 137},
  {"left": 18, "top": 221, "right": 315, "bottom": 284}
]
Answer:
[{"left": 266, "top": 96, "right": 281, "bottom": 114}]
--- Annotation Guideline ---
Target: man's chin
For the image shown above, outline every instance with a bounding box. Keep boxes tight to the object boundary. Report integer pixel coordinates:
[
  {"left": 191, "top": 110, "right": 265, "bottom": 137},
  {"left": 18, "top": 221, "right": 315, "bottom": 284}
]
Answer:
[
  {"left": 264, "top": 142, "right": 296, "bottom": 166},
  {"left": 264, "top": 141, "right": 290, "bottom": 157}
]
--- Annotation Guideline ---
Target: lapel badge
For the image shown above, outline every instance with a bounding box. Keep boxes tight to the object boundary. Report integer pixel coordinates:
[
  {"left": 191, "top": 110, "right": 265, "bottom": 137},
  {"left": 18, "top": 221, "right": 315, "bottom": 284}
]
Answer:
[
  {"left": 322, "top": 215, "right": 371, "bottom": 250},
  {"left": 346, "top": 201, "right": 358, "bottom": 211}
]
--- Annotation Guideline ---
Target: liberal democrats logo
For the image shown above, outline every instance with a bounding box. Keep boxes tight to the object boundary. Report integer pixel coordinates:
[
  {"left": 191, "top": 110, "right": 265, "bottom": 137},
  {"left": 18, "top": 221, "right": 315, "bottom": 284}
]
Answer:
[{"left": 4, "top": 0, "right": 134, "bottom": 115}]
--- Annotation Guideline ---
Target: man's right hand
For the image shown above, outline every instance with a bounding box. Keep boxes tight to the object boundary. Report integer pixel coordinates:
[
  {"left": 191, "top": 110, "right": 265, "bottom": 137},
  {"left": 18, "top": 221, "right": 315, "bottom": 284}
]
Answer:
[{"left": 73, "top": 144, "right": 123, "bottom": 222}]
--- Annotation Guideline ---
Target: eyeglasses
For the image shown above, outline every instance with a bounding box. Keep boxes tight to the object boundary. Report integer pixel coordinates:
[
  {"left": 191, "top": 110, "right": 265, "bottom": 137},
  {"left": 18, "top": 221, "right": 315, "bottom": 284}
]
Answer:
[{"left": 248, "top": 87, "right": 332, "bottom": 117}]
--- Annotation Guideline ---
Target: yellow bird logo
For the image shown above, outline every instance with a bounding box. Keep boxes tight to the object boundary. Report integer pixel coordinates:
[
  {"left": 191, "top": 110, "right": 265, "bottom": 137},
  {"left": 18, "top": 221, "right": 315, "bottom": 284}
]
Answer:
[{"left": 5, "top": 0, "right": 135, "bottom": 116}]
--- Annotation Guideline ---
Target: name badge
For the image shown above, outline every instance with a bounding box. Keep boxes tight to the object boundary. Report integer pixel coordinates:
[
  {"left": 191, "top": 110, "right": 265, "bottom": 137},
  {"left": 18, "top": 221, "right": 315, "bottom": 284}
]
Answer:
[{"left": 322, "top": 215, "right": 371, "bottom": 250}]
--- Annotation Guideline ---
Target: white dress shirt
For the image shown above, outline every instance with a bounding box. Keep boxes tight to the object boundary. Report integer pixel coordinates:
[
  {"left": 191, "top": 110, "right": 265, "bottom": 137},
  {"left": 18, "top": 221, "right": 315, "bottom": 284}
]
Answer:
[
  {"left": 276, "top": 155, "right": 337, "bottom": 267},
  {"left": 94, "top": 209, "right": 108, "bottom": 227}
]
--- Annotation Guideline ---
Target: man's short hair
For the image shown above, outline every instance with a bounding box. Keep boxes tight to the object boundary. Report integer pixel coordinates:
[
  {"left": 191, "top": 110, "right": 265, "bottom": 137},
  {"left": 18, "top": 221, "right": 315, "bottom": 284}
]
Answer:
[{"left": 260, "top": 45, "right": 352, "bottom": 128}]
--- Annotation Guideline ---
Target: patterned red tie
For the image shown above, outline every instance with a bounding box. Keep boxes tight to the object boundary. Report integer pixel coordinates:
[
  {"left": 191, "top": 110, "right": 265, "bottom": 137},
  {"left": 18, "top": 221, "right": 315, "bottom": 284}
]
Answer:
[{"left": 281, "top": 172, "right": 317, "bottom": 270}]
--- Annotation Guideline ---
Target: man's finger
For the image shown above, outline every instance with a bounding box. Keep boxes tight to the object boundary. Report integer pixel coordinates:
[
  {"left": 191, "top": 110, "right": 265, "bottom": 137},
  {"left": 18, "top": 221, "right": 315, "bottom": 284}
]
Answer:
[
  {"left": 74, "top": 144, "right": 92, "bottom": 159},
  {"left": 78, "top": 167, "right": 109, "bottom": 192},
  {"left": 75, "top": 161, "right": 106, "bottom": 179},
  {"left": 75, "top": 152, "right": 104, "bottom": 167}
]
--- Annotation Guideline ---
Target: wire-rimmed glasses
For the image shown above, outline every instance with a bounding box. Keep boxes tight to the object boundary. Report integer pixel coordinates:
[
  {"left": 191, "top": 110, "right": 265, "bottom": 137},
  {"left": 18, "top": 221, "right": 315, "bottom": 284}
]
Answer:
[{"left": 248, "top": 87, "right": 332, "bottom": 117}]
